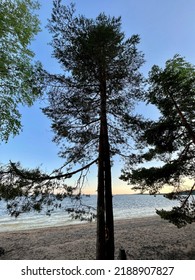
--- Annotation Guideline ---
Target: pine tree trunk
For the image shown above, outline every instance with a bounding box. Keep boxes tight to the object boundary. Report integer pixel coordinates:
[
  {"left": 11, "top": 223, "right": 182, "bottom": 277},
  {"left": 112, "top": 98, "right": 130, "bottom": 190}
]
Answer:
[
  {"left": 96, "top": 74, "right": 115, "bottom": 260},
  {"left": 169, "top": 94, "right": 195, "bottom": 144},
  {"left": 96, "top": 131, "right": 106, "bottom": 259},
  {"left": 104, "top": 142, "right": 114, "bottom": 259}
]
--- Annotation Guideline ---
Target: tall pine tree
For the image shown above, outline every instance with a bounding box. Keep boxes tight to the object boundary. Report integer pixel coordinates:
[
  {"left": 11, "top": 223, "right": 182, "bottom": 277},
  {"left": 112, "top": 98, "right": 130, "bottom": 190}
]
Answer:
[{"left": 43, "top": 0, "right": 144, "bottom": 259}]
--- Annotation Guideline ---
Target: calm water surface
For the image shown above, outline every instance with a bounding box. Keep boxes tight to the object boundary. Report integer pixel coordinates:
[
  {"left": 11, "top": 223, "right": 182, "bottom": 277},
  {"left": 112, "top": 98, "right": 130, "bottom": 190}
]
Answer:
[{"left": 0, "top": 194, "right": 179, "bottom": 232}]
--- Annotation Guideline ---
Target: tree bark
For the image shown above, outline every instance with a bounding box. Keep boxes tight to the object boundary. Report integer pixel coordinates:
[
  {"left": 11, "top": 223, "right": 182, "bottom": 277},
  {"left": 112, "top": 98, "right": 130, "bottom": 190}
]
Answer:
[
  {"left": 104, "top": 128, "right": 114, "bottom": 259},
  {"left": 96, "top": 130, "right": 106, "bottom": 259},
  {"left": 169, "top": 94, "right": 195, "bottom": 145},
  {"left": 96, "top": 71, "right": 115, "bottom": 259}
]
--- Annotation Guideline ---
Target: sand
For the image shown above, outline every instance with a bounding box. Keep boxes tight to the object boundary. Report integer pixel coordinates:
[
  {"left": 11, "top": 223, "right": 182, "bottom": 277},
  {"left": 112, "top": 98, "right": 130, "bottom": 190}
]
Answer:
[{"left": 0, "top": 216, "right": 194, "bottom": 260}]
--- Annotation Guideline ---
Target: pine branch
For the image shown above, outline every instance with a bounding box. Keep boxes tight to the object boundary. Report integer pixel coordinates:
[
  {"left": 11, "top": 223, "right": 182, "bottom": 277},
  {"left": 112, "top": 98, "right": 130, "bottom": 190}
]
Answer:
[
  {"left": 180, "top": 182, "right": 195, "bottom": 209},
  {"left": 9, "top": 158, "right": 98, "bottom": 182}
]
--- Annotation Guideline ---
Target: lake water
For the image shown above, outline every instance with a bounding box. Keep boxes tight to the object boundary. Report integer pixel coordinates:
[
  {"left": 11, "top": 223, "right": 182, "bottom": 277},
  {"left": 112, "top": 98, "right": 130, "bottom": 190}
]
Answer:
[{"left": 0, "top": 194, "right": 179, "bottom": 232}]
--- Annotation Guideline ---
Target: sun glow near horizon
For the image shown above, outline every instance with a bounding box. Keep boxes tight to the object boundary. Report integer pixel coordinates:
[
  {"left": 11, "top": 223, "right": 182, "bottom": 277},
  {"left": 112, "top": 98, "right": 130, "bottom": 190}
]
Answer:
[{"left": 82, "top": 177, "right": 195, "bottom": 196}]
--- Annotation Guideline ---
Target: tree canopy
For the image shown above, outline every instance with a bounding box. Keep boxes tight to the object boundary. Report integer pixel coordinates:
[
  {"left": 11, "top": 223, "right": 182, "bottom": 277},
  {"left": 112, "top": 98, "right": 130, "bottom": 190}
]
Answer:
[
  {"left": 43, "top": 1, "right": 145, "bottom": 165},
  {"left": 0, "top": 0, "right": 43, "bottom": 142},
  {"left": 120, "top": 55, "right": 195, "bottom": 227}
]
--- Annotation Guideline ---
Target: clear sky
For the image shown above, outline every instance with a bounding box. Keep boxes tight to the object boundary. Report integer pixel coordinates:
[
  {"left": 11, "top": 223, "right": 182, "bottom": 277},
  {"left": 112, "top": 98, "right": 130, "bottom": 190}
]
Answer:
[{"left": 1, "top": 0, "right": 195, "bottom": 194}]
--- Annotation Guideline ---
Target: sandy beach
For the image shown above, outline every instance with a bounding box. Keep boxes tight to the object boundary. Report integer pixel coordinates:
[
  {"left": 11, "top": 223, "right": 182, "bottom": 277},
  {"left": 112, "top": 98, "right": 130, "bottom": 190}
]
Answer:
[{"left": 0, "top": 216, "right": 194, "bottom": 260}]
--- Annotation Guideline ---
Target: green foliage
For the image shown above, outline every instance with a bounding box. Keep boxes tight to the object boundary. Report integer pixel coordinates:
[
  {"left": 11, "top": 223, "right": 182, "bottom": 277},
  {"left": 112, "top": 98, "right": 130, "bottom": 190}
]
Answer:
[
  {"left": 0, "top": 161, "right": 96, "bottom": 218},
  {"left": 43, "top": 0, "right": 145, "bottom": 165},
  {"left": 121, "top": 55, "right": 195, "bottom": 226},
  {"left": 67, "top": 207, "right": 96, "bottom": 222},
  {"left": 148, "top": 55, "right": 195, "bottom": 121},
  {"left": 0, "top": 0, "right": 43, "bottom": 141},
  {"left": 156, "top": 205, "right": 195, "bottom": 228}
]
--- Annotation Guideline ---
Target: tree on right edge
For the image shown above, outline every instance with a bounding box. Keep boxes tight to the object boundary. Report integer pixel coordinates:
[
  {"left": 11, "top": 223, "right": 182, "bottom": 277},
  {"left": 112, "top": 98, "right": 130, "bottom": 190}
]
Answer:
[{"left": 120, "top": 55, "right": 195, "bottom": 228}]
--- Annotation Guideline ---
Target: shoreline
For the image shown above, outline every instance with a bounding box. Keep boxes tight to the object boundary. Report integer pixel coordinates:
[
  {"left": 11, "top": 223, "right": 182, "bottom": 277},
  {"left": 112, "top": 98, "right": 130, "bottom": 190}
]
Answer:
[
  {"left": 0, "top": 216, "right": 195, "bottom": 260},
  {"left": 0, "top": 214, "right": 157, "bottom": 234}
]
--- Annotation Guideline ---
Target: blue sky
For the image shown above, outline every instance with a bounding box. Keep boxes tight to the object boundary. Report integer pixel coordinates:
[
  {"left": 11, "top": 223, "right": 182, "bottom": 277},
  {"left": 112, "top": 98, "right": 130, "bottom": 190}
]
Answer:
[{"left": 1, "top": 0, "right": 195, "bottom": 194}]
